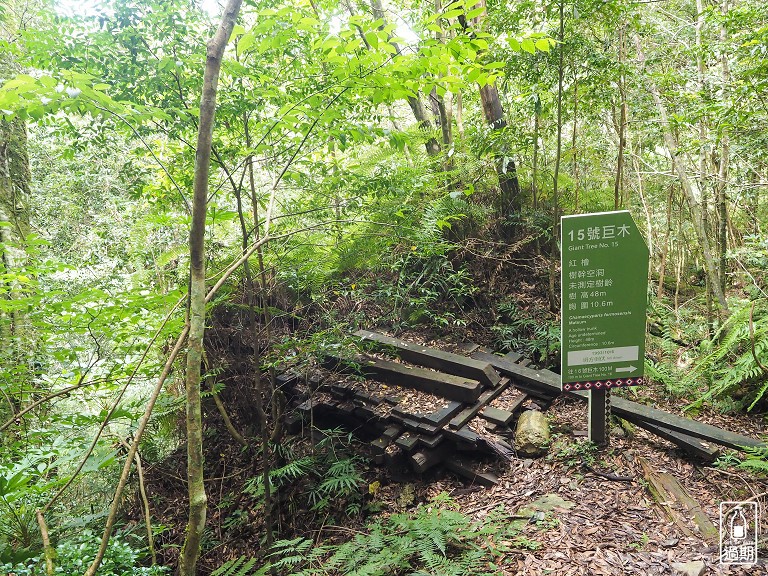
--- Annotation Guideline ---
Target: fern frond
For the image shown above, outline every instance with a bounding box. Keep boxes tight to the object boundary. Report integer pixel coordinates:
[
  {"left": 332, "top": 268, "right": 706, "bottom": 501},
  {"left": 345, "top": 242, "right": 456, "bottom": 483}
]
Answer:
[{"left": 211, "top": 556, "right": 264, "bottom": 576}]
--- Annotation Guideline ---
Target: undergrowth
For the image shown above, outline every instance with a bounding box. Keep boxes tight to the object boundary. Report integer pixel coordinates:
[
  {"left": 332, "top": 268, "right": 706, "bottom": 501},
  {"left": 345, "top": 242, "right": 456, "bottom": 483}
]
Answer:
[{"left": 255, "top": 493, "right": 532, "bottom": 576}]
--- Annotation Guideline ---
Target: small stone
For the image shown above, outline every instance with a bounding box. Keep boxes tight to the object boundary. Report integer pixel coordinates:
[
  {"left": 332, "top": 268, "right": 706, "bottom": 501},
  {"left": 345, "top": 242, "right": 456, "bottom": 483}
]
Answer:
[
  {"left": 671, "top": 560, "right": 705, "bottom": 576},
  {"left": 610, "top": 425, "right": 626, "bottom": 438},
  {"left": 661, "top": 538, "right": 679, "bottom": 548}
]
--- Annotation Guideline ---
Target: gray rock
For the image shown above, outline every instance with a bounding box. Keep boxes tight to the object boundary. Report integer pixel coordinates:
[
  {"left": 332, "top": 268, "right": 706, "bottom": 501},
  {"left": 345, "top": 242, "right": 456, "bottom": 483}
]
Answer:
[{"left": 671, "top": 560, "right": 705, "bottom": 576}]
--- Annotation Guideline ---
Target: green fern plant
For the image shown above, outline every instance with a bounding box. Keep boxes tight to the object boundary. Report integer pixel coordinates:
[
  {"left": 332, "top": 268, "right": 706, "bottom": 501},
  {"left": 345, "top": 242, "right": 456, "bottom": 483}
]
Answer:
[
  {"left": 737, "top": 446, "right": 768, "bottom": 474},
  {"left": 682, "top": 300, "right": 768, "bottom": 409},
  {"left": 211, "top": 556, "right": 265, "bottom": 576}
]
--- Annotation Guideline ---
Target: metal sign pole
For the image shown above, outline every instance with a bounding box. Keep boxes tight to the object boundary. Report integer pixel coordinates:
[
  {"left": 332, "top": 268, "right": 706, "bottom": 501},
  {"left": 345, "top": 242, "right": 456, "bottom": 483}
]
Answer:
[{"left": 588, "top": 389, "right": 611, "bottom": 446}]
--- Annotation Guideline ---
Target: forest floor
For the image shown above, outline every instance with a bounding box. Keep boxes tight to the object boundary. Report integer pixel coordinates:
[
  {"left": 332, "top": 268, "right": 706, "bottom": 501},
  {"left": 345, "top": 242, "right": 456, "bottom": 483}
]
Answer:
[
  {"left": 404, "top": 385, "right": 768, "bottom": 575},
  {"left": 329, "top": 327, "right": 768, "bottom": 575},
  {"left": 137, "top": 234, "right": 768, "bottom": 575}
]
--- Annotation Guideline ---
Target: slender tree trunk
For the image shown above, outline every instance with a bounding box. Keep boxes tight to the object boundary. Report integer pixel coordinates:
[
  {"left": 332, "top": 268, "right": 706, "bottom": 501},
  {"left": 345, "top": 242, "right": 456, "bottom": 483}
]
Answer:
[
  {"left": 571, "top": 72, "right": 579, "bottom": 212},
  {"left": 180, "top": 2, "right": 243, "bottom": 574},
  {"left": 636, "top": 37, "right": 729, "bottom": 313},
  {"left": 0, "top": 115, "right": 32, "bottom": 413},
  {"left": 479, "top": 83, "right": 522, "bottom": 219},
  {"left": 657, "top": 187, "right": 674, "bottom": 298},
  {"left": 532, "top": 95, "right": 540, "bottom": 211},
  {"left": 695, "top": 0, "right": 715, "bottom": 335},
  {"left": 433, "top": 0, "right": 454, "bottom": 171},
  {"left": 548, "top": 0, "right": 565, "bottom": 312},
  {"left": 614, "top": 26, "right": 627, "bottom": 210},
  {"left": 717, "top": 0, "right": 730, "bottom": 295},
  {"left": 465, "top": 0, "right": 521, "bottom": 219},
  {"left": 455, "top": 90, "right": 465, "bottom": 140}
]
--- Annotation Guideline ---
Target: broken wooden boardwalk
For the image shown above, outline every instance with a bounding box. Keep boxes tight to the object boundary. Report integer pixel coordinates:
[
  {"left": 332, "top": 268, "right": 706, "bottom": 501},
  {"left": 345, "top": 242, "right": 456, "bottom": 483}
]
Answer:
[{"left": 282, "top": 331, "right": 766, "bottom": 486}]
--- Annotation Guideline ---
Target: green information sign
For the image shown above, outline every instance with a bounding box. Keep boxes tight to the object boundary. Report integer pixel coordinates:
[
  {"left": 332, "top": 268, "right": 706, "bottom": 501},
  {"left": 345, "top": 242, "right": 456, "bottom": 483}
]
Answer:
[{"left": 561, "top": 211, "right": 649, "bottom": 392}]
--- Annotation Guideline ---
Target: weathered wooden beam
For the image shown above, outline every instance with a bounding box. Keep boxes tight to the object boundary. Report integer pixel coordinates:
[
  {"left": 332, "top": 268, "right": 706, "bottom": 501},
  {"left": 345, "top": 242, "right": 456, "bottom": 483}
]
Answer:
[
  {"left": 325, "top": 354, "right": 483, "bottom": 402},
  {"left": 480, "top": 406, "right": 517, "bottom": 427},
  {"left": 443, "top": 426, "right": 480, "bottom": 448},
  {"left": 472, "top": 351, "right": 766, "bottom": 453},
  {"left": 354, "top": 330, "right": 501, "bottom": 388},
  {"left": 444, "top": 460, "right": 499, "bottom": 487},
  {"left": 639, "top": 457, "right": 718, "bottom": 542},
  {"left": 611, "top": 397, "right": 764, "bottom": 452},
  {"left": 411, "top": 442, "right": 454, "bottom": 473},
  {"left": 629, "top": 419, "right": 719, "bottom": 461},
  {"left": 449, "top": 377, "right": 512, "bottom": 430},
  {"left": 395, "top": 432, "right": 419, "bottom": 453},
  {"left": 418, "top": 433, "right": 444, "bottom": 449},
  {"left": 423, "top": 401, "right": 464, "bottom": 428}
]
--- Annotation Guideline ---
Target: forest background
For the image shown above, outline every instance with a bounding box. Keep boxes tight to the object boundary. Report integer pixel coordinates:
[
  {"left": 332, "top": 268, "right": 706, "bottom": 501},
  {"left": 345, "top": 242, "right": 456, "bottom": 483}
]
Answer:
[{"left": 1, "top": 0, "right": 767, "bottom": 573}]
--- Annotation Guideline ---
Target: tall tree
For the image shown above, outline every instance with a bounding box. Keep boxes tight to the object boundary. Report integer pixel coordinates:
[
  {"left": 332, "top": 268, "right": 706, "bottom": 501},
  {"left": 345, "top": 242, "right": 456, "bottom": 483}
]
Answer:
[{"left": 180, "top": 1, "right": 243, "bottom": 574}]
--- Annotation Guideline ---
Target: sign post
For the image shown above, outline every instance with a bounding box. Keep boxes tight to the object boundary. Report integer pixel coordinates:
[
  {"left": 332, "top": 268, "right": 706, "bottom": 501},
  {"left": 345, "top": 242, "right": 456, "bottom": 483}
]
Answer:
[{"left": 561, "top": 211, "right": 649, "bottom": 445}]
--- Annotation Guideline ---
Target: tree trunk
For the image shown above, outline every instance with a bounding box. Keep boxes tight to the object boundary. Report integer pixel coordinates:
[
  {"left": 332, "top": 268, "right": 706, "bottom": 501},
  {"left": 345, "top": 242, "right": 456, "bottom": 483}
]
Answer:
[
  {"left": 180, "top": 1, "right": 243, "bottom": 575},
  {"left": 455, "top": 90, "right": 465, "bottom": 140},
  {"left": 465, "top": 0, "right": 521, "bottom": 218},
  {"left": 478, "top": 83, "right": 522, "bottom": 218},
  {"left": 548, "top": 0, "right": 565, "bottom": 313},
  {"left": 369, "top": 0, "right": 440, "bottom": 156},
  {"left": 716, "top": 0, "right": 730, "bottom": 296},
  {"left": 614, "top": 27, "right": 627, "bottom": 210},
  {"left": 571, "top": 73, "right": 579, "bottom": 212},
  {"left": 657, "top": 187, "right": 674, "bottom": 298},
  {"left": 636, "top": 37, "right": 729, "bottom": 313}
]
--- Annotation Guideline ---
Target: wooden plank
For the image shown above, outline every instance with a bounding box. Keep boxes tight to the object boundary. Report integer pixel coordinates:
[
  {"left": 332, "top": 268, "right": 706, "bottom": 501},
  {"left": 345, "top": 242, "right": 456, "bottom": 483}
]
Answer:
[
  {"left": 371, "top": 437, "right": 389, "bottom": 455},
  {"left": 325, "top": 354, "right": 483, "bottom": 402},
  {"left": 411, "top": 442, "right": 454, "bottom": 473},
  {"left": 449, "top": 377, "right": 511, "bottom": 430},
  {"left": 382, "top": 425, "right": 402, "bottom": 440},
  {"left": 354, "top": 330, "right": 501, "bottom": 388},
  {"left": 443, "top": 426, "right": 480, "bottom": 448},
  {"left": 423, "top": 401, "right": 464, "bottom": 428},
  {"left": 502, "top": 351, "right": 523, "bottom": 363},
  {"left": 480, "top": 406, "right": 516, "bottom": 427},
  {"left": 639, "top": 457, "right": 718, "bottom": 542},
  {"left": 444, "top": 460, "right": 499, "bottom": 487},
  {"left": 611, "top": 397, "right": 767, "bottom": 452},
  {"left": 629, "top": 419, "right": 719, "bottom": 461},
  {"left": 473, "top": 351, "right": 767, "bottom": 453},
  {"left": 418, "top": 433, "right": 444, "bottom": 449},
  {"left": 395, "top": 432, "right": 419, "bottom": 453}
]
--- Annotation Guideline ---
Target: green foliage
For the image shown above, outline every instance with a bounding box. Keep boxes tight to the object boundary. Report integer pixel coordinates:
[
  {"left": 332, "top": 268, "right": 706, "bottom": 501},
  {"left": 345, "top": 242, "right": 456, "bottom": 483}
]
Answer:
[
  {"left": 492, "top": 300, "right": 560, "bottom": 365},
  {"left": 243, "top": 429, "right": 365, "bottom": 523},
  {"left": 681, "top": 300, "right": 768, "bottom": 409},
  {"left": 551, "top": 439, "right": 599, "bottom": 468},
  {"left": 264, "top": 494, "right": 530, "bottom": 576},
  {"left": 211, "top": 556, "right": 265, "bottom": 576},
  {"left": 0, "top": 529, "right": 167, "bottom": 576},
  {"left": 737, "top": 446, "right": 768, "bottom": 475}
]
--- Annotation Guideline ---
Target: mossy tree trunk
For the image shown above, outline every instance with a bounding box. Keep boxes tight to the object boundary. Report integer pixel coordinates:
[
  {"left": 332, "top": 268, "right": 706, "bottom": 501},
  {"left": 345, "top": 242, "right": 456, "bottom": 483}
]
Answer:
[{"left": 180, "top": 1, "right": 243, "bottom": 574}]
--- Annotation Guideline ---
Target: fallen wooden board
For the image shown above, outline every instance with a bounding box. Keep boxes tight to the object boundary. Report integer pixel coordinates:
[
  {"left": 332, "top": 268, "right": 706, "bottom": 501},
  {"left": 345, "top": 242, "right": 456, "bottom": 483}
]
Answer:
[
  {"left": 481, "top": 406, "right": 517, "bottom": 427},
  {"left": 444, "top": 460, "right": 499, "bottom": 487},
  {"left": 472, "top": 351, "right": 765, "bottom": 453},
  {"left": 391, "top": 400, "right": 462, "bottom": 429},
  {"left": 355, "top": 330, "right": 501, "bottom": 388},
  {"left": 395, "top": 432, "right": 419, "bottom": 453},
  {"left": 449, "top": 377, "right": 512, "bottom": 430},
  {"left": 628, "top": 418, "right": 719, "bottom": 461},
  {"left": 411, "top": 442, "right": 455, "bottom": 473},
  {"left": 325, "top": 354, "right": 483, "bottom": 402},
  {"left": 639, "top": 457, "right": 718, "bottom": 542}
]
